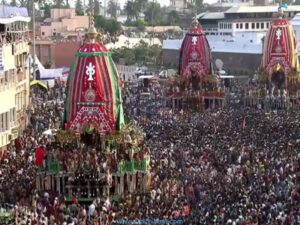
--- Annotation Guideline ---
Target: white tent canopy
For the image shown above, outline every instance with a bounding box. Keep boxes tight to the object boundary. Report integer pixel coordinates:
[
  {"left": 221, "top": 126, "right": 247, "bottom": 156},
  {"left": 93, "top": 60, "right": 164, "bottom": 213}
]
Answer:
[
  {"left": 25, "top": 54, "right": 45, "bottom": 70},
  {"left": 138, "top": 75, "right": 155, "bottom": 79},
  {"left": 26, "top": 54, "right": 70, "bottom": 81},
  {"left": 39, "top": 68, "right": 69, "bottom": 80},
  {"left": 42, "top": 129, "right": 57, "bottom": 136}
]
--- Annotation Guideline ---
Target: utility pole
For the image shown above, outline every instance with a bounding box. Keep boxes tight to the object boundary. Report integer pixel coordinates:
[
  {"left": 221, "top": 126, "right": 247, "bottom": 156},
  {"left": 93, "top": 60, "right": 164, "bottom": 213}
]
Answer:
[
  {"left": 104, "top": 0, "right": 106, "bottom": 18},
  {"left": 151, "top": 0, "right": 155, "bottom": 45},
  {"left": 32, "top": 0, "right": 36, "bottom": 80}
]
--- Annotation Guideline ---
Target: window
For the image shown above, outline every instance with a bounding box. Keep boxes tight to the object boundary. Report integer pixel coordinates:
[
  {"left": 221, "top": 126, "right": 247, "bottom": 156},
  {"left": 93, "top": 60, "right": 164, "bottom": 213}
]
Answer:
[
  {"left": 252, "top": 23, "right": 255, "bottom": 29},
  {"left": 2, "top": 112, "right": 6, "bottom": 131},
  {"left": 261, "top": 23, "right": 264, "bottom": 29},
  {"left": 245, "top": 23, "right": 249, "bottom": 29},
  {"left": 5, "top": 112, "right": 8, "bottom": 130},
  {"left": 4, "top": 71, "right": 8, "bottom": 83},
  {"left": 267, "top": 22, "right": 269, "bottom": 28},
  {"left": 10, "top": 108, "right": 15, "bottom": 124},
  {"left": 0, "top": 114, "right": 3, "bottom": 131},
  {"left": 16, "top": 93, "right": 22, "bottom": 111},
  {"left": 12, "top": 108, "right": 15, "bottom": 122},
  {"left": 236, "top": 23, "right": 239, "bottom": 29},
  {"left": 42, "top": 32, "right": 45, "bottom": 35},
  {"left": 240, "top": 23, "right": 243, "bottom": 29},
  {"left": 256, "top": 22, "right": 259, "bottom": 29}
]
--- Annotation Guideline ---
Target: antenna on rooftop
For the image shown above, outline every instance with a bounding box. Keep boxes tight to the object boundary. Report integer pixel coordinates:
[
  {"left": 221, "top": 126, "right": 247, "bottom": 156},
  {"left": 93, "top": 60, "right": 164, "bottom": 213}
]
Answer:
[
  {"left": 88, "top": 0, "right": 95, "bottom": 29},
  {"left": 87, "top": 0, "right": 98, "bottom": 42}
]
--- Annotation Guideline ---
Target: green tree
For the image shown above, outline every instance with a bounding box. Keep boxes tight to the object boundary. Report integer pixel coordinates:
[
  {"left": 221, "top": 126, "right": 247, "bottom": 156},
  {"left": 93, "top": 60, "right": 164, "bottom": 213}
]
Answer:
[
  {"left": 43, "top": 3, "right": 51, "bottom": 18},
  {"left": 18, "top": 0, "right": 26, "bottom": 7},
  {"left": 187, "top": 0, "right": 204, "bottom": 15},
  {"left": 75, "top": 0, "right": 84, "bottom": 15},
  {"left": 148, "top": 44, "right": 161, "bottom": 65},
  {"left": 65, "top": 0, "right": 70, "bottom": 8},
  {"left": 111, "top": 42, "right": 161, "bottom": 66},
  {"left": 10, "top": 0, "right": 17, "bottom": 6},
  {"left": 125, "top": 1, "right": 137, "bottom": 21},
  {"left": 95, "top": 15, "right": 122, "bottom": 35},
  {"left": 107, "top": 0, "right": 119, "bottom": 19},
  {"left": 27, "top": 0, "right": 34, "bottom": 16},
  {"left": 112, "top": 47, "right": 135, "bottom": 65},
  {"left": 53, "top": 0, "right": 65, "bottom": 8},
  {"left": 136, "top": 19, "right": 146, "bottom": 32},
  {"left": 105, "top": 18, "right": 122, "bottom": 34},
  {"left": 167, "top": 10, "right": 180, "bottom": 25},
  {"left": 144, "top": 1, "right": 161, "bottom": 25},
  {"left": 125, "top": 0, "right": 147, "bottom": 21},
  {"left": 136, "top": 0, "right": 148, "bottom": 12},
  {"left": 94, "top": 0, "right": 101, "bottom": 15},
  {"left": 195, "top": 0, "right": 204, "bottom": 14}
]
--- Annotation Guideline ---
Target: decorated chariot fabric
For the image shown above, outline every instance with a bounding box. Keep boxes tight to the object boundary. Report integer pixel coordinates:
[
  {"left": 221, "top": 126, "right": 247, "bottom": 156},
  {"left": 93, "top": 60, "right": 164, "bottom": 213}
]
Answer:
[{"left": 63, "top": 42, "right": 124, "bottom": 133}]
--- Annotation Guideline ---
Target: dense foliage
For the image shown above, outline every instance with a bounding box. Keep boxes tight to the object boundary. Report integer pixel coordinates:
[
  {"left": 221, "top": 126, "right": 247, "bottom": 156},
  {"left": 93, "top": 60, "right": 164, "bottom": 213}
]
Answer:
[{"left": 111, "top": 41, "right": 161, "bottom": 66}]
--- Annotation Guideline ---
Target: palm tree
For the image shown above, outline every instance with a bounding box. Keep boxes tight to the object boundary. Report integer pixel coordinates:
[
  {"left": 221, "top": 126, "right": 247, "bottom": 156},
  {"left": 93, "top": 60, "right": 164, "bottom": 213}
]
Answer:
[
  {"left": 125, "top": 1, "right": 137, "bottom": 21},
  {"left": 167, "top": 10, "right": 180, "bottom": 25}
]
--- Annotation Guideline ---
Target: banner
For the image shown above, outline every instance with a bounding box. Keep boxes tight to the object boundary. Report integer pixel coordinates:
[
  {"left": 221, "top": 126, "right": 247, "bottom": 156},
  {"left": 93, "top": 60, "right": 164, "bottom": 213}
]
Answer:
[
  {"left": 117, "top": 160, "right": 150, "bottom": 174},
  {"left": 37, "top": 160, "right": 61, "bottom": 173},
  {"left": 35, "top": 147, "right": 45, "bottom": 166}
]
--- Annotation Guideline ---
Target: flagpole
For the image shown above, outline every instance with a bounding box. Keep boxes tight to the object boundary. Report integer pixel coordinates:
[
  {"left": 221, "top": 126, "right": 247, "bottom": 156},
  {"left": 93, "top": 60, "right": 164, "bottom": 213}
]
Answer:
[{"left": 32, "top": 1, "right": 36, "bottom": 80}]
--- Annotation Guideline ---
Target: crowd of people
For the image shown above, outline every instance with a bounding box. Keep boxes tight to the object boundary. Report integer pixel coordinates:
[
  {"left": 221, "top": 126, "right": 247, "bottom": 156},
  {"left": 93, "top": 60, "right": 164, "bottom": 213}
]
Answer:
[{"left": 1, "top": 79, "right": 300, "bottom": 224}]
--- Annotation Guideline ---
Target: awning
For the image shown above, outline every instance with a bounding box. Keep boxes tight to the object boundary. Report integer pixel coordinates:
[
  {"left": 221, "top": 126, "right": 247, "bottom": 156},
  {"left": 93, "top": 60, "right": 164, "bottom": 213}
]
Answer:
[
  {"left": 138, "top": 75, "right": 155, "bottom": 79},
  {"left": 30, "top": 80, "right": 48, "bottom": 90}
]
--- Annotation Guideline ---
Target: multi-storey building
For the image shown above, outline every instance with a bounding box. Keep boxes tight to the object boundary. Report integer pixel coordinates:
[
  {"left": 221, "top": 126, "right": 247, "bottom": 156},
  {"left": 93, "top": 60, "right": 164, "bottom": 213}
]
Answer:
[
  {"left": 39, "top": 8, "right": 88, "bottom": 39},
  {"left": 0, "top": 5, "right": 31, "bottom": 154},
  {"left": 163, "top": 5, "right": 300, "bottom": 73}
]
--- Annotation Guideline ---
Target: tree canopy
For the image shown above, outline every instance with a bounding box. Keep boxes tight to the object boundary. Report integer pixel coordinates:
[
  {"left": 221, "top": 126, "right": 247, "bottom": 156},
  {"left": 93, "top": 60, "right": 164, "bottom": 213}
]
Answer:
[
  {"left": 75, "top": 0, "right": 84, "bottom": 16},
  {"left": 111, "top": 41, "right": 162, "bottom": 66},
  {"left": 95, "top": 15, "right": 122, "bottom": 35}
]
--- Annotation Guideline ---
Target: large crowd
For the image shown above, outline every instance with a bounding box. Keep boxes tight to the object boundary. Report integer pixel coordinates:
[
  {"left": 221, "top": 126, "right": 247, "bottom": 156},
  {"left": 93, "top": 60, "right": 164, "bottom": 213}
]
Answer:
[{"left": 1, "top": 79, "right": 300, "bottom": 225}]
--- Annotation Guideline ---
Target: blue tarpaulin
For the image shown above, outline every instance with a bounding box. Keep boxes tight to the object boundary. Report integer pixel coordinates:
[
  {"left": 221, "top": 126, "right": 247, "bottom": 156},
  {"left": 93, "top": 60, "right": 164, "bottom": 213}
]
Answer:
[{"left": 0, "top": 5, "right": 30, "bottom": 24}]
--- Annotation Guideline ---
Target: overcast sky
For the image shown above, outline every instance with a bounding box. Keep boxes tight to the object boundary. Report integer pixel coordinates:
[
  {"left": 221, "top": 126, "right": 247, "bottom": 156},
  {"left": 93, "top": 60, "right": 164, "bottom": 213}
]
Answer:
[{"left": 69, "top": 0, "right": 218, "bottom": 9}]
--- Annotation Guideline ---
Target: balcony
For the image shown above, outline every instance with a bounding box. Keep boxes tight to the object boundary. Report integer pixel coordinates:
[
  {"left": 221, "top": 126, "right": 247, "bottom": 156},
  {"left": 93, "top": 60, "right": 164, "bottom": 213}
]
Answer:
[
  {"left": 0, "top": 128, "right": 9, "bottom": 135},
  {"left": 16, "top": 68, "right": 26, "bottom": 84},
  {"left": 0, "top": 81, "right": 14, "bottom": 92},
  {"left": 12, "top": 40, "right": 29, "bottom": 55},
  {"left": 10, "top": 121, "right": 19, "bottom": 129}
]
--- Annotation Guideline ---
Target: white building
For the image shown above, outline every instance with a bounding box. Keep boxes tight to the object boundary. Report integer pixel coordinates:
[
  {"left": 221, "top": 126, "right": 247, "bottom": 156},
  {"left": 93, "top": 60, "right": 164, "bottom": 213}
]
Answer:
[
  {"left": 105, "top": 34, "right": 161, "bottom": 49},
  {"left": 0, "top": 5, "right": 31, "bottom": 154},
  {"left": 116, "top": 64, "right": 137, "bottom": 81},
  {"left": 163, "top": 5, "right": 300, "bottom": 55}
]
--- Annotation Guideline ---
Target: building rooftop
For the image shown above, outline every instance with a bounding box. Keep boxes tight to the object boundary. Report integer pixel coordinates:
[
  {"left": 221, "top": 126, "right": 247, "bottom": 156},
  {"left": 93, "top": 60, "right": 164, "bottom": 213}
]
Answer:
[
  {"left": 162, "top": 38, "right": 262, "bottom": 54},
  {"left": 106, "top": 34, "right": 161, "bottom": 49},
  {"left": 225, "top": 5, "right": 300, "bottom": 14},
  {"left": 291, "top": 13, "right": 300, "bottom": 26},
  {"left": 0, "top": 5, "right": 30, "bottom": 24},
  {"left": 198, "top": 12, "right": 225, "bottom": 20},
  {"left": 145, "top": 26, "right": 182, "bottom": 33},
  {"left": 162, "top": 39, "right": 182, "bottom": 50}
]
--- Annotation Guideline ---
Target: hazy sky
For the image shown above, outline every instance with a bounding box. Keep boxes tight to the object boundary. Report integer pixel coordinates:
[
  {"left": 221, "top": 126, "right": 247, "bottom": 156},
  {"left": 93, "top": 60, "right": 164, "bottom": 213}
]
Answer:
[{"left": 70, "top": 0, "right": 218, "bottom": 9}]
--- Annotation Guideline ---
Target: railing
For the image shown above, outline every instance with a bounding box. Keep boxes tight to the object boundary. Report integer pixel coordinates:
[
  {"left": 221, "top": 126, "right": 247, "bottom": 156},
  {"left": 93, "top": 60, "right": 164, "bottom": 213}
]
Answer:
[
  {"left": 37, "top": 160, "right": 61, "bottom": 174},
  {"left": 16, "top": 71, "right": 26, "bottom": 83},
  {"left": 117, "top": 160, "right": 150, "bottom": 174},
  {"left": 0, "top": 82, "right": 10, "bottom": 92},
  {"left": 10, "top": 121, "right": 18, "bottom": 128}
]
